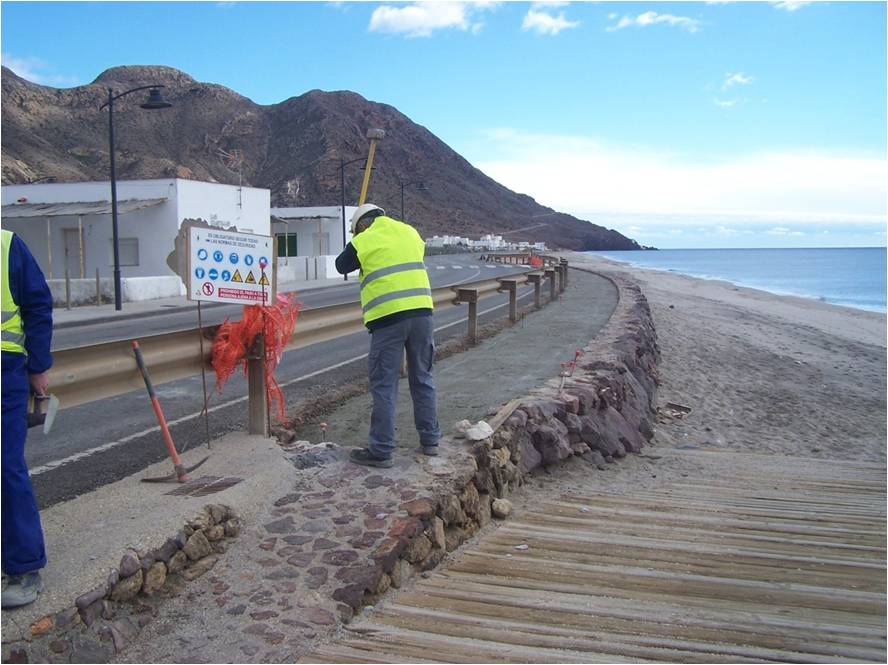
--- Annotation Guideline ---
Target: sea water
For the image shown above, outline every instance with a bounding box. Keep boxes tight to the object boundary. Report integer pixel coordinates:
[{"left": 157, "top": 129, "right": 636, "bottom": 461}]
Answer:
[{"left": 586, "top": 248, "right": 887, "bottom": 313}]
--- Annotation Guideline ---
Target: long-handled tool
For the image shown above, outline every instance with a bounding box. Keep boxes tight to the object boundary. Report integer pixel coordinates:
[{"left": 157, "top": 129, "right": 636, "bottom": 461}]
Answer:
[
  {"left": 132, "top": 340, "right": 208, "bottom": 483},
  {"left": 358, "top": 128, "right": 386, "bottom": 206}
]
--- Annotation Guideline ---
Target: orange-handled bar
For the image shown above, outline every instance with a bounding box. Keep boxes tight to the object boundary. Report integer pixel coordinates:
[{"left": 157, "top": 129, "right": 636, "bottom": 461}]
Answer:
[{"left": 132, "top": 340, "right": 188, "bottom": 482}]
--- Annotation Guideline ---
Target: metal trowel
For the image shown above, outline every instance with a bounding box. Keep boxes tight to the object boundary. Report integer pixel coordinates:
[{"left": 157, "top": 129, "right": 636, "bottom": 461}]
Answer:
[{"left": 27, "top": 393, "right": 59, "bottom": 434}]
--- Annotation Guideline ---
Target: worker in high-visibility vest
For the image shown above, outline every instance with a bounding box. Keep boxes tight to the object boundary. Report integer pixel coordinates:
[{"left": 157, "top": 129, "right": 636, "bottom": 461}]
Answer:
[
  {"left": 1, "top": 229, "right": 53, "bottom": 609},
  {"left": 335, "top": 204, "right": 441, "bottom": 467}
]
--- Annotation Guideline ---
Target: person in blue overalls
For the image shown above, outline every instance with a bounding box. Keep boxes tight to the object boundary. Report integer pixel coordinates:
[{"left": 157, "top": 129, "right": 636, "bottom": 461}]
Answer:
[{"left": 1, "top": 229, "right": 53, "bottom": 608}]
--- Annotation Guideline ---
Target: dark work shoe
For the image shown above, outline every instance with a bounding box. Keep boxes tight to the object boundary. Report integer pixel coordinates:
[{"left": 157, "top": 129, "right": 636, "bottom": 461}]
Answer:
[
  {"left": 1, "top": 571, "right": 43, "bottom": 609},
  {"left": 417, "top": 445, "right": 439, "bottom": 457},
  {"left": 349, "top": 448, "right": 394, "bottom": 468}
]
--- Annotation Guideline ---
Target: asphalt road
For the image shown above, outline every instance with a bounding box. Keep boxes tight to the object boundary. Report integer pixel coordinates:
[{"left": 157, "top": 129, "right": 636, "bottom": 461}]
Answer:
[
  {"left": 51, "top": 254, "right": 528, "bottom": 349},
  {"left": 30, "top": 254, "right": 536, "bottom": 508}
]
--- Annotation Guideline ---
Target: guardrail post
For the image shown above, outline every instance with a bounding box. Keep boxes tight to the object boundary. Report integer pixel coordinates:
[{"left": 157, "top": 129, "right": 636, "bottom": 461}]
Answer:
[
  {"left": 65, "top": 270, "right": 72, "bottom": 310},
  {"left": 557, "top": 265, "right": 565, "bottom": 293},
  {"left": 560, "top": 258, "right": 569, "bottom": 287},
  {"left": 497, "top": 278, "right": 519, "bottom": 323},
  {"left": 95, "top": 268, "right": 101, "bottom": 306},
  {"left": 453, "top": 287, "right": 479, "bottom": 343},
  {"left": 526, "top": 273, "right": 542, "bottom": 309},
  {"left": 248, "top": 333, "right": 268, "bottom": 436},
  {"left": 545, "top": 267, "right": 557, "bottom": 301}
]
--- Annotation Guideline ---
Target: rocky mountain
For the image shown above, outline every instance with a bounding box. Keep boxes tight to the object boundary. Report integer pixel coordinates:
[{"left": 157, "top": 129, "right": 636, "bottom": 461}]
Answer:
[{"left": 1, "top": 65, "right": 640, "bottom": 250}]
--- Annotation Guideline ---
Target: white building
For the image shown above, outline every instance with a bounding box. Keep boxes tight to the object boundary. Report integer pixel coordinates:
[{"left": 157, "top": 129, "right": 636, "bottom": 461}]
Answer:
[
  {"left": 1, "top": 178, "right": 270, "bottom": 283},
  {"left": 270, "top": 206, "right": 357, "bottom": 281},
  {"left": 426, "top": 234, "right": 470, "bottom": 248}
]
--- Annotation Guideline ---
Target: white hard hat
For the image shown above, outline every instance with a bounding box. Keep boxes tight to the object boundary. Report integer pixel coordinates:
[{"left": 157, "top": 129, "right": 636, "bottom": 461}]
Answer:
[{"left": 350, "top": 204, "right": 385, "bottom": 234}]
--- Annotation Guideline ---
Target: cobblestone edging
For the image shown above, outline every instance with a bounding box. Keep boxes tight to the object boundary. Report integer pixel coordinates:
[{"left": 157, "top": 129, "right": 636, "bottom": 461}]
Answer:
[
  {"left": 326, "top": 269, "right": 660, "bottom": 618},
  {"left": 2, "top": 505, "right": 242, "bottom": 663}
]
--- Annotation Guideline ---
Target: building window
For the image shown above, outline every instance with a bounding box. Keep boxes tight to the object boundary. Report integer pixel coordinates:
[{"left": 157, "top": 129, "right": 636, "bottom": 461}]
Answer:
[
  {"left": 109, "top": 238, "right": 140, "bottom": 266},
  {"left": 276, "top": 233, "right": 298, "bottom": 257}
]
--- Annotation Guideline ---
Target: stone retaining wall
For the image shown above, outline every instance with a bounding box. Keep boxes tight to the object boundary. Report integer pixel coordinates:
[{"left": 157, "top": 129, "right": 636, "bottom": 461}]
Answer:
[{"left": 330, "top": 269, "right": 659, "bottom": 615}]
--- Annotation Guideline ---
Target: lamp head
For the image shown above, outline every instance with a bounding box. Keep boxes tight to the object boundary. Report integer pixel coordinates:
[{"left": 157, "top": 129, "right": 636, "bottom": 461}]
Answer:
[
  {"left": 366, "top": 128, "right": 385, "bottom": 141},
  {"left": 140, "top": 88, "right": 172, "bottom": 110}
]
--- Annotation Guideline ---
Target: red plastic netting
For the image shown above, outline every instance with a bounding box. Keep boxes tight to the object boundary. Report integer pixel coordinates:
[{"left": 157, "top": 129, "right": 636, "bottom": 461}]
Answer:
[{"left": 211, "top": 293, "right": 302, "bottom": 423}]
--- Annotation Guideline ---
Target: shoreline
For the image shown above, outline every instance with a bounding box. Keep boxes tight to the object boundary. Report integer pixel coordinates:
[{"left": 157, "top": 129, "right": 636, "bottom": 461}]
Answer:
[
  {"left": 565, "top": 251, "right": 886, "bottom": 463},
  {"left": 585, "top": 249, "right": 887, "bottom": 315}
]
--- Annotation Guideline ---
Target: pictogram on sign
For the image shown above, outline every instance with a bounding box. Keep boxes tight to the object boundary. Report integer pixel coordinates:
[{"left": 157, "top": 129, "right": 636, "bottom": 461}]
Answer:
[
  {"left": 245, "top": 270, "right": 256, "bottom": 284},
  {"left": 202, "top": 282, "right": 214, "bottom": 295},
  {"left": 259, "top": 271, "right": 269, "bottom": 286},
  {"left": 231, "top": 269, "right": 243, "bottom": 283}
]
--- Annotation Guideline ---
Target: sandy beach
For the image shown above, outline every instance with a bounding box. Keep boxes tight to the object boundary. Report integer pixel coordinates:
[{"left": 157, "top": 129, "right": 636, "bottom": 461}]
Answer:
[{"left": 564, "top": 251, "right": 887, "bottom": 465}]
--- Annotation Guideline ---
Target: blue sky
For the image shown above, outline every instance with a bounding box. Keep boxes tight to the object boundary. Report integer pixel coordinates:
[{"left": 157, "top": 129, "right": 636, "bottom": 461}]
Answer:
[{"left": 2, "top": 1, "right": 886, "bottom": 248}]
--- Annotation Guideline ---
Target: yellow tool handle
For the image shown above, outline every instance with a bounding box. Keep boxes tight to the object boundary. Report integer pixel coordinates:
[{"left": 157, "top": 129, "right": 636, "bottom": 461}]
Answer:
[{"left": 358, "top": 139, "right": 379, "bottom": 206}]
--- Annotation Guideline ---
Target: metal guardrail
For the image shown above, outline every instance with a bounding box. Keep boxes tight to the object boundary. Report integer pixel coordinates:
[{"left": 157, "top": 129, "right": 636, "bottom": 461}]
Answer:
[{"left": 46, "top": 264, "right": 568, "bottom": 413}]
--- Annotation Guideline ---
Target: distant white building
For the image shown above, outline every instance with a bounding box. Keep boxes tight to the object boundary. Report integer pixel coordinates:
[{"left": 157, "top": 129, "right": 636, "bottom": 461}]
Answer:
[
  {"left": 1, "top": 178, "right": 270, "bottom": 282},
  {"left": 425, "top": 232, "right": 545, "bottom": 252},
  {"left": 426, "top": 234, "right": 469, "bottom": 248}
]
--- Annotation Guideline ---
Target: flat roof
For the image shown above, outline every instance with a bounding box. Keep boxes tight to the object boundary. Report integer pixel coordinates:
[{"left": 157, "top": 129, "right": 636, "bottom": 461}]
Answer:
[{"left": 1, "top": 198, "right": 167, "bottom": 218}]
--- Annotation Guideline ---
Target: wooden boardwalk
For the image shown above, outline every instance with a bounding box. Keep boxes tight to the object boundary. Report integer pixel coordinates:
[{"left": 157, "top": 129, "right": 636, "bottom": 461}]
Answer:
[{"left": 304, "top": 450, "right": 887, "bottom": 663}]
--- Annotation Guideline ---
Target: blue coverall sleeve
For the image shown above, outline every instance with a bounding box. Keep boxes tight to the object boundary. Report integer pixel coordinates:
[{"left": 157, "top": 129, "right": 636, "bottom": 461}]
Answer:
[
  {"left": 8, "top": 235, "right": 53, "bottom": 374},
  {"left": 335, "top": 243, "right": 361, "bottom": 275}
]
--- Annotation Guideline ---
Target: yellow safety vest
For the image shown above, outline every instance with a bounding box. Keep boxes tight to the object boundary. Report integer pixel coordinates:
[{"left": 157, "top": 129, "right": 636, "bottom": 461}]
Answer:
[
  {"left": 351, "top": 216, "right": 433, "bottom": 326},
  {"left": 1, "top": 229, "right": 26, "bottom": 353}
]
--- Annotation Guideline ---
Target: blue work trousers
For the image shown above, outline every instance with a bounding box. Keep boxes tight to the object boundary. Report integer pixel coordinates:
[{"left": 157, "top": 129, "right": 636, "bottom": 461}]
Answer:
[
  {"left": 367, "top": 315, "right": 441, "bottom": 458},
  {"left": 1, "top": 353, "right": 47, "bottom": 575}
]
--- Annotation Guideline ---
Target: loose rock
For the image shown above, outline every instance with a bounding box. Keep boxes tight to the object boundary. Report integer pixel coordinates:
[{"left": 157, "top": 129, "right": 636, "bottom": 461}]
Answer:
[{"left": 492, "top": 498, "right": 513, "bottom": 519}]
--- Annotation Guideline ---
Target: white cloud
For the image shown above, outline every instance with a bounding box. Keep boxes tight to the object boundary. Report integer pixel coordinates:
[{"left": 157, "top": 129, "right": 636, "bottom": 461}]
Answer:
[
  {"left": 765, "top": 227, "right": 805, "bottom": 236},
  {"left": 470, "top": 129, "right": 887, "bottom": 222},
  {"left": 772, "top": 1, "right": 811, "bottom": 11},
  {"left": 608, "top": 11, "right": 701, "bottom": 33},
  {"left": 723, "top": 72, "right": 754, "bottom": 90},
  {"left": 714, "top": 99, "right": 738, "bottom": 108},
  {"left": 522, "top": 9, "right": 579, "bottom": 35},
  {"left": 2, "top": 54, "right": 79, "bottom": 87},
  {"left": 368, "top": 1, "right": 495, "bottom": 37}
]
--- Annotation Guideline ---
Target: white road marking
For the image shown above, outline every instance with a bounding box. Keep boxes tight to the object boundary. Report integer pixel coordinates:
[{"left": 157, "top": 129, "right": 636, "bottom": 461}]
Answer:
[
  {"left": 451, "top": 265, "right": 462, "bottom": 269},
  {"left": 32, "top": 289, "right": 533, "bottom": 476}
]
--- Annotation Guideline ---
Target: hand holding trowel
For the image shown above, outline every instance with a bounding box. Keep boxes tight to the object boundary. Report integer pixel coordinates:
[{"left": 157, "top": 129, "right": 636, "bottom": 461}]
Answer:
[{"left": 27, "top": 392, "right": 59, "bottom": 433}]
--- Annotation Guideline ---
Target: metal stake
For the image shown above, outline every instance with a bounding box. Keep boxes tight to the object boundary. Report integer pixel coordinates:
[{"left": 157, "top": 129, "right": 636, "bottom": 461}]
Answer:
[{"left": 197, "top": 301, "right": 212, "bottom": 450}]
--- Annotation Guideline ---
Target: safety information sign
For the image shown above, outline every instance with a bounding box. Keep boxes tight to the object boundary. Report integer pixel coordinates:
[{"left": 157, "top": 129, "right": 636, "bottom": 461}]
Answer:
[{"left": 188, "top": 227, "right": 274, "bottom": 305}]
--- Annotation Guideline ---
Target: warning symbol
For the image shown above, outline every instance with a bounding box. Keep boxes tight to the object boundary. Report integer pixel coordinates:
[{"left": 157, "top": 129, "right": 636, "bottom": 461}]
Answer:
[
  {"left": 231, "top": 269, "right": 243, "bottom": 283},
  {"left": 245, "top": 270, "right": 256, "bottom": 284},
  {"left": 202, "top": 282, "right": 214, "bottom": 296},
  {"left": 259, "top": 272, "right": 269, "bottom": 286}
]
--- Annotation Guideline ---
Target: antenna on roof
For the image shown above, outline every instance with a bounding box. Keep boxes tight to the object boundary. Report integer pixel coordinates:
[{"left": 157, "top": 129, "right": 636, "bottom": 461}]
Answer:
[{"left": 217, "top": 148, "right": 243, "bottom": 207}]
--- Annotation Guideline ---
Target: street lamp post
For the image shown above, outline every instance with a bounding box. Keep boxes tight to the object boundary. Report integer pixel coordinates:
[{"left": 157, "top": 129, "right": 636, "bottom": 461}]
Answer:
[
  {"left": 100, "top": 85, "right": 172, "bottom": 310},
  {"left": 398, "top": 179, "right": 426, "bottom": 223},
  {"left": 338, "top": 156, "right": 369, "bottom": 282}
]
